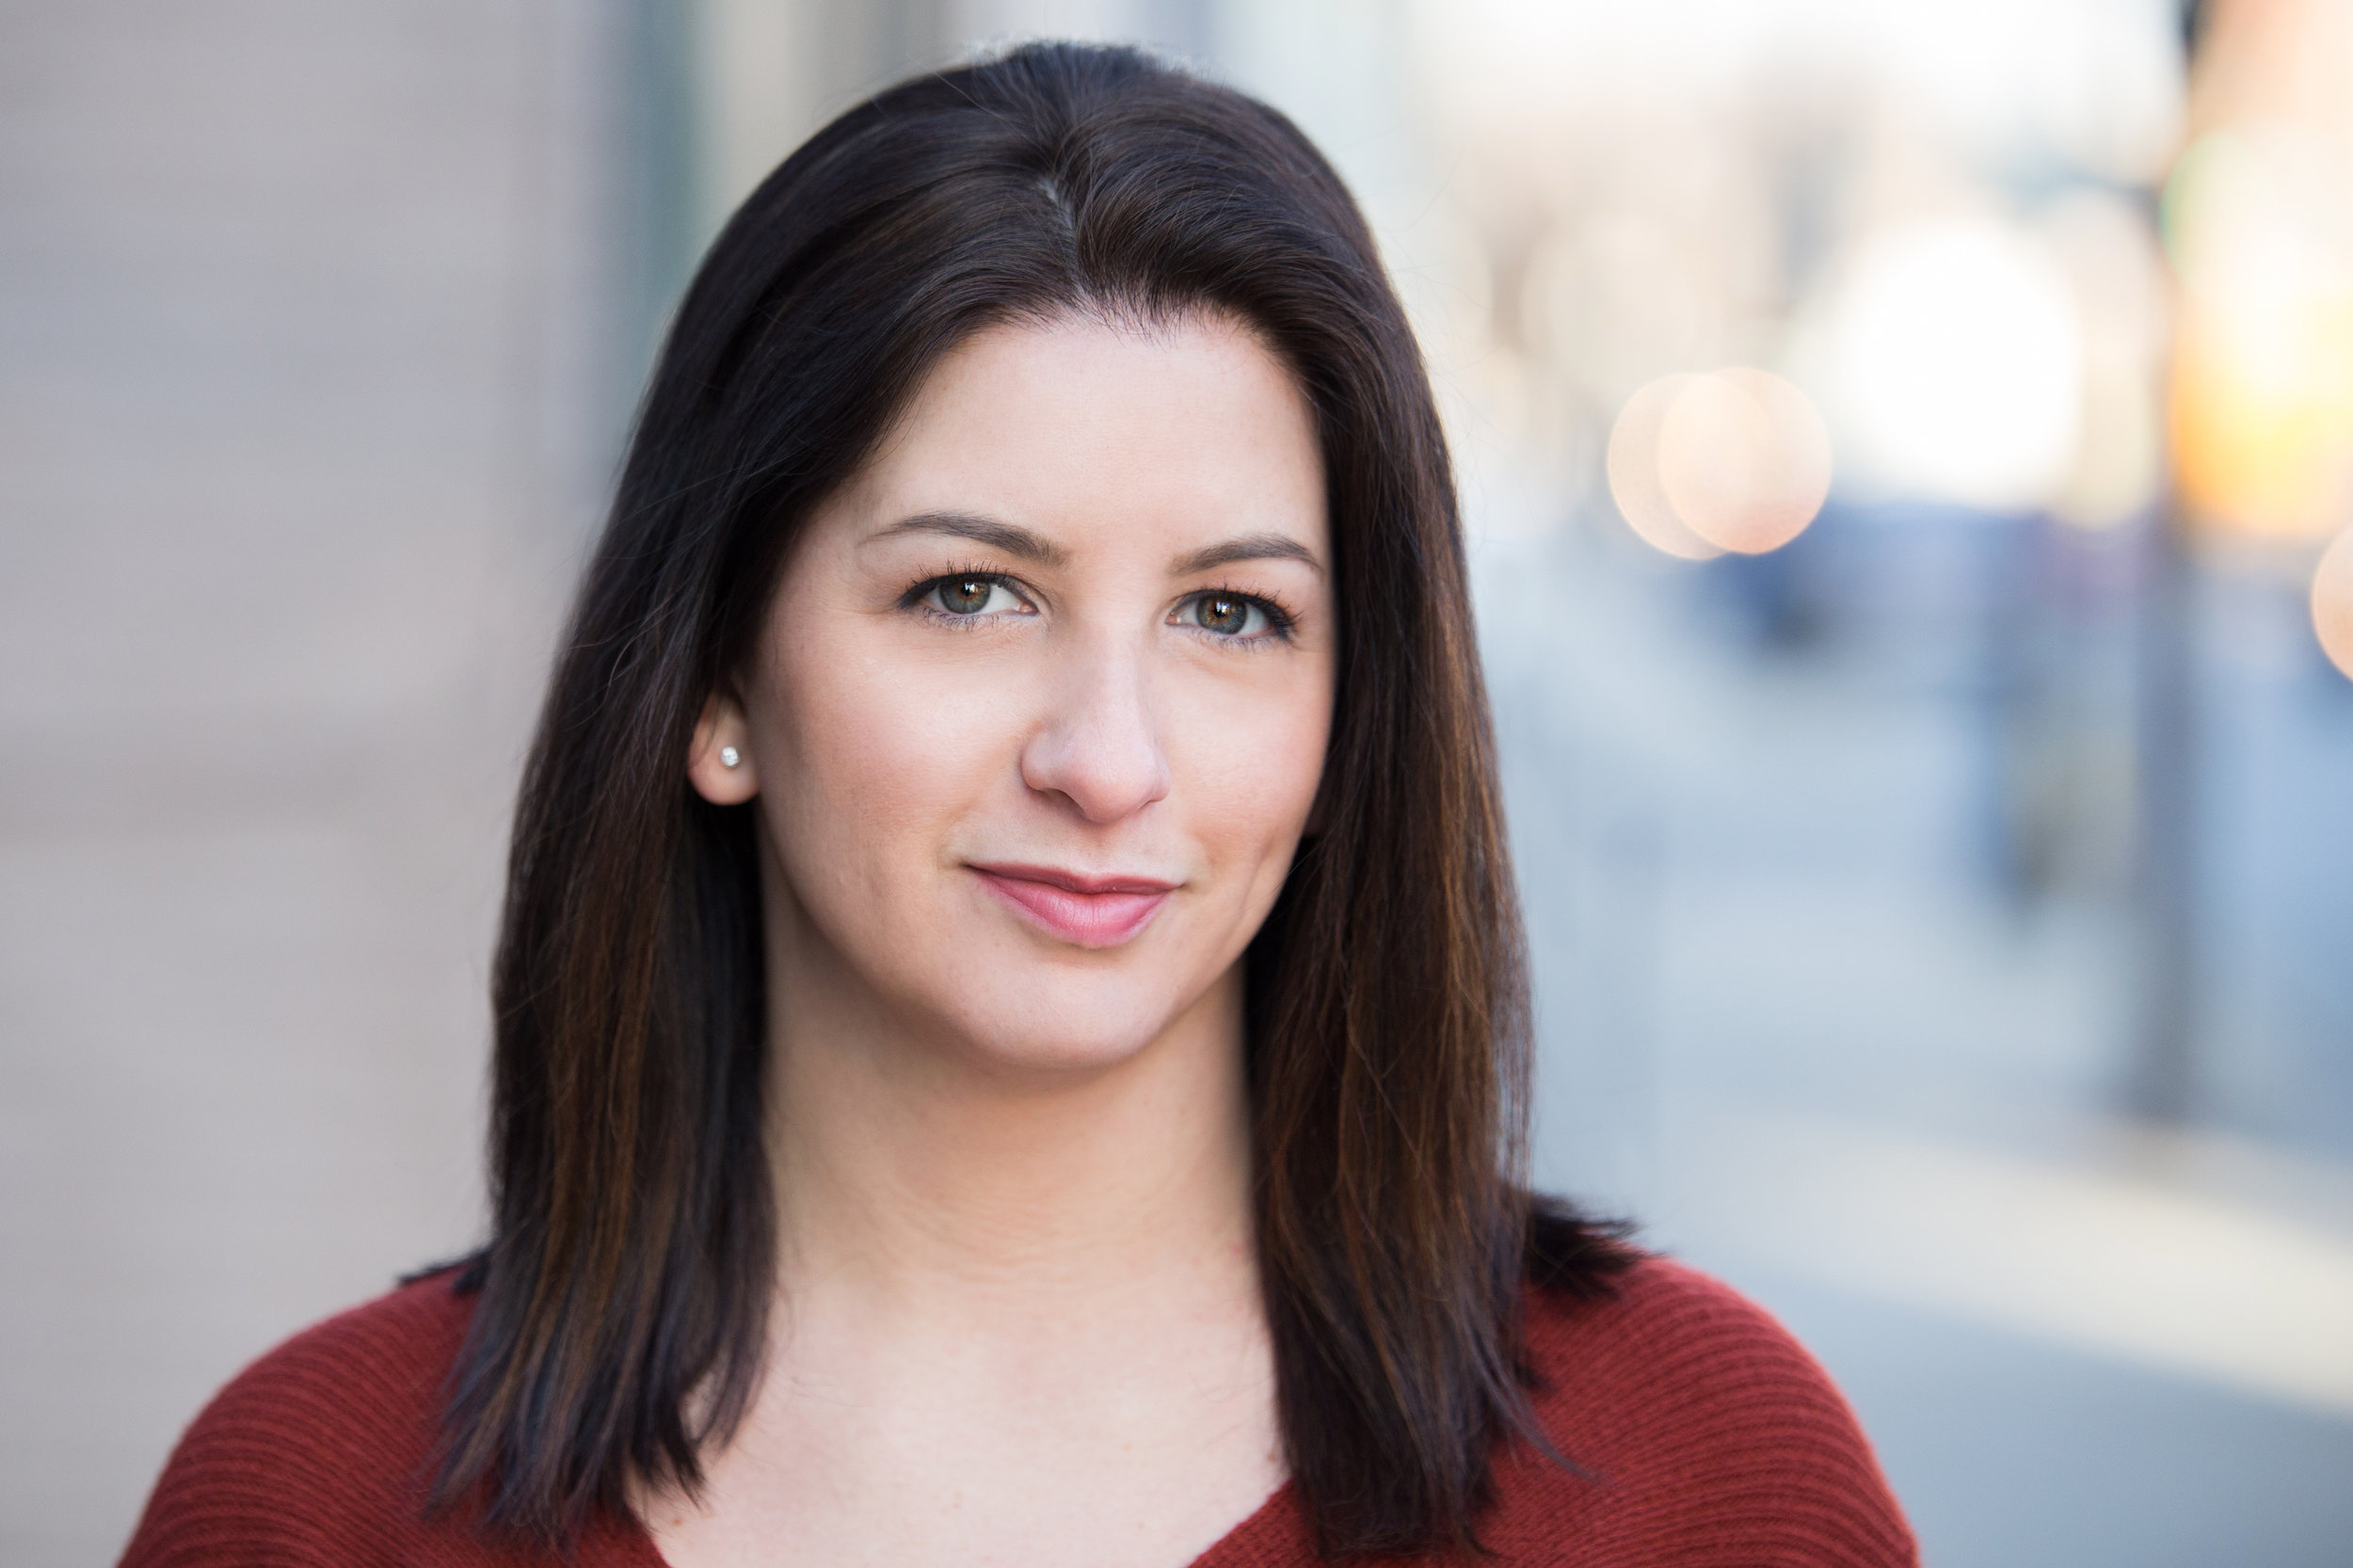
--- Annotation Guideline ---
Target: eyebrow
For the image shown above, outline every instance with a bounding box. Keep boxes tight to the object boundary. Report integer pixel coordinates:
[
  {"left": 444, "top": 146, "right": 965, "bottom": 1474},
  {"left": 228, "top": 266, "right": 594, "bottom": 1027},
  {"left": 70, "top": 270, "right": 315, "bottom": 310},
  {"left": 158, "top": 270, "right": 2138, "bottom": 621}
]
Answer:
[
  {"left": 875, "top": 511, "right": 1321, "bottom": 578},
  {"left": 875, "top": 511, "right": 1069, "bottom": 568},
  {"left": 1172, "top": 532, "right": 1324, "bottom": 577}
]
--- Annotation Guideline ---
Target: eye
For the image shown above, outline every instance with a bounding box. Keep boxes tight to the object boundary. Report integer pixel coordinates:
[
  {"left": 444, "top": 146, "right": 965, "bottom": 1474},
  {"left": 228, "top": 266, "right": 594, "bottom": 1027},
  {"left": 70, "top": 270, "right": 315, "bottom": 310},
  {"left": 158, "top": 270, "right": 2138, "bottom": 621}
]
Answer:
[
  {"left": 921, "top": 575, "right": 1029, "bottom": 617},
  {"left": 1179, "top": 591, "right": 1275, "bottom": 638}
]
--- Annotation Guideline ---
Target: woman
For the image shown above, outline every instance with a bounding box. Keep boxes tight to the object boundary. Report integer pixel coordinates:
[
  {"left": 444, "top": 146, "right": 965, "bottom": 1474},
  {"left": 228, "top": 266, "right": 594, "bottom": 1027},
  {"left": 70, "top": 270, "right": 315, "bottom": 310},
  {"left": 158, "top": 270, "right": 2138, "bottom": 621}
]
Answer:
[{"left": 123, "top": 43, "right": 1914, "bottom": 1567}]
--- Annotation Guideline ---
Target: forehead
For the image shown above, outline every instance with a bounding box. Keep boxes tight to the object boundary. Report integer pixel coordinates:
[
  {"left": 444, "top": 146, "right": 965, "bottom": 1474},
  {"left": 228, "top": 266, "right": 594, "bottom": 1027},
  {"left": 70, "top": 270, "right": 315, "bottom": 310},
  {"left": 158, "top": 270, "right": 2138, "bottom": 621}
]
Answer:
[{"left": 849, "top": 312, "right": 1328, "bottom": 554}]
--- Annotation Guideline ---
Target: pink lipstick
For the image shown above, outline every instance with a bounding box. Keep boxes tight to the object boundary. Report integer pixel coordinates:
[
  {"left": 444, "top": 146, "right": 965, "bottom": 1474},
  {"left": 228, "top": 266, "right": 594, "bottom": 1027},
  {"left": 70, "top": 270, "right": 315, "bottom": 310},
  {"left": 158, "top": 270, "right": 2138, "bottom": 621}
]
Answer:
[{"left": 968, "top": 862, "right": 1176, "bottom": 949}]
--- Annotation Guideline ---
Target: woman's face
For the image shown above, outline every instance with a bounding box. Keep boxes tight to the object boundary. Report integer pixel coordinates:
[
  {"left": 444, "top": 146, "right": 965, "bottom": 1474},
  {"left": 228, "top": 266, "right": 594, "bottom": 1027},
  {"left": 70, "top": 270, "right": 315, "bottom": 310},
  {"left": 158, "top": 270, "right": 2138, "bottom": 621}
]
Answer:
[{"left": 693, "top": 312, "right": 1335, "bottom": 1073}]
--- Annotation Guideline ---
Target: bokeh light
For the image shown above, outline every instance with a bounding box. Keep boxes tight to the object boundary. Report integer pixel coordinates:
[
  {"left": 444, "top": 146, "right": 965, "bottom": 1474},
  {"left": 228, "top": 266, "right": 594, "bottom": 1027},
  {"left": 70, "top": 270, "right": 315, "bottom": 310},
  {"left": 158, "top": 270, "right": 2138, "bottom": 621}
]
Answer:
[
  {"left": 2313, "top": 527, "right": 2353, "bottom": 679},
  {"left": 1658, "top": 368, "right": 1833, "bottom": 555},
  {"left": 2167, "top": 127, "right": 2353, "bottom": 541},
  {"left": 1609, "top": 369, "right": 1831, "bottom": 558},
  {"left": 1608, "top": 374, "right": 1721, "bottom": 560},
  {"left": 1831, "top": 218, "right": 2085, "bottom": 512}
]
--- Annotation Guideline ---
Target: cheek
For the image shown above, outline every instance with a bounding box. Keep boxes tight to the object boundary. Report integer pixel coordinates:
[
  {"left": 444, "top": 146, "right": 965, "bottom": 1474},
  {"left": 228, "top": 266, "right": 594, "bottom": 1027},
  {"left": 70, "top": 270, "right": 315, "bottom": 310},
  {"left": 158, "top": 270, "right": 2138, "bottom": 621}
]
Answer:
[
  {"left": 760, "top": 621, "right": 1018, "bottom": 892},
  {"left": 1169, "top": 664, "right": 1334, "bottom": 866}
]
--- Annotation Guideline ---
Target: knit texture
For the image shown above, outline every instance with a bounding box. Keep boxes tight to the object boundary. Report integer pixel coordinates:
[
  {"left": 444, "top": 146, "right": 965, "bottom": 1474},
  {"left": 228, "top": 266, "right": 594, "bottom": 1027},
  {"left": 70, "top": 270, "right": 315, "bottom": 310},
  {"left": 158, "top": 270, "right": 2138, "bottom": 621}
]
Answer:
[{"left": 120, "top": 1257, "right": 1915, "bottom": 1566}]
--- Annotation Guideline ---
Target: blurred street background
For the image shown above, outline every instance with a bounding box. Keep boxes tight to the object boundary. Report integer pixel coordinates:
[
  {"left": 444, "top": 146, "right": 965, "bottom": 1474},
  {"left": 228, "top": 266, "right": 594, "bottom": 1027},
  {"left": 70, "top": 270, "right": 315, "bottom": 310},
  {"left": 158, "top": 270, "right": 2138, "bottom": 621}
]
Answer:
[{"left": 6, "top": 1, "right": 2353, "bottom": 1562}]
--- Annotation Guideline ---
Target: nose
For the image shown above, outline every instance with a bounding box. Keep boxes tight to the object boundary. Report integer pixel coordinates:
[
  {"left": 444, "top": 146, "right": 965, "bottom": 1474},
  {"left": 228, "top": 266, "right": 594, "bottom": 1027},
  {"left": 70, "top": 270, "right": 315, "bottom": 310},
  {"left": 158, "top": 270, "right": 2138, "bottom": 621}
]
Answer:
[{"left": 1017, "top": 635, "right": 1172, "bottom": 824}]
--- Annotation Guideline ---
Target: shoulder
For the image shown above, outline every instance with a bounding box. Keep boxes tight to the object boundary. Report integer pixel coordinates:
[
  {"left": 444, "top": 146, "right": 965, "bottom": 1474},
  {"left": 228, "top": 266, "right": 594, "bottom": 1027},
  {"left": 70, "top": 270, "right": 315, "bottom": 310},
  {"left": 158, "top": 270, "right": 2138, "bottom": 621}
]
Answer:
[
  {"left": 119, "top": 1269, "right": 496, "bottom": 1567},
  {"left": 1523, "top": 1255, "right": 1863, "bottom": 1432},
  {"left": 1495, "top": 1256, "right": 1918, "bottom": 1566}
]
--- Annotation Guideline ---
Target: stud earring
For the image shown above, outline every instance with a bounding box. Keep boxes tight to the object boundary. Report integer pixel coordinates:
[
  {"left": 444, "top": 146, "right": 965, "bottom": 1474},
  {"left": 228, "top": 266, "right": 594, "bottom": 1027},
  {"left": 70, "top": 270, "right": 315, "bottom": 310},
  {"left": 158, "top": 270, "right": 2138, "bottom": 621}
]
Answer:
[{"left": 719, "top": 745, "right": 741, "bottom": 769}]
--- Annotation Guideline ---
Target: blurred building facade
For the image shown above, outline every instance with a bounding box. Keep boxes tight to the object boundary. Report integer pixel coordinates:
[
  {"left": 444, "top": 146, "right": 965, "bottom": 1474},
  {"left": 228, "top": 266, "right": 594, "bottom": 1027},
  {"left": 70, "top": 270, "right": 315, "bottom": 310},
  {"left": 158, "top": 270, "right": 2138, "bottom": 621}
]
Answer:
[{"left": 2, "top": 1, "right": 630, "bottom": 1558}]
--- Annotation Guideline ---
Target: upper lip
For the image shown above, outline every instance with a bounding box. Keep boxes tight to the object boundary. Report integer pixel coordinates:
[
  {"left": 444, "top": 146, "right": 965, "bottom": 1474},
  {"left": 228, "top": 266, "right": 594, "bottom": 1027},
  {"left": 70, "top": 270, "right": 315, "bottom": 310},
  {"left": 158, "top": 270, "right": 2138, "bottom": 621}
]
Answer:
[{"left": 968, "top": 861, "right": 1179, "bottom": 895}]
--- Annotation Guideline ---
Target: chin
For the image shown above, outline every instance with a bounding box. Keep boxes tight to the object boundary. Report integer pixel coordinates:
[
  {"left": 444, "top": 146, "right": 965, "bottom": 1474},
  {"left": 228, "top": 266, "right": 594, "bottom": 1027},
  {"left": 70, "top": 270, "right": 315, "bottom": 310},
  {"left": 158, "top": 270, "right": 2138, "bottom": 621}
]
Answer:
[
  {"left": 966, "top": 1029, "right": 1162, "bottom": 1076},
  {"left": 970, "top": 988, "right": 1190, "bottom": 1076},
  {"left": 908, "top": 947, "right": 1220, "bottom": 1078}
]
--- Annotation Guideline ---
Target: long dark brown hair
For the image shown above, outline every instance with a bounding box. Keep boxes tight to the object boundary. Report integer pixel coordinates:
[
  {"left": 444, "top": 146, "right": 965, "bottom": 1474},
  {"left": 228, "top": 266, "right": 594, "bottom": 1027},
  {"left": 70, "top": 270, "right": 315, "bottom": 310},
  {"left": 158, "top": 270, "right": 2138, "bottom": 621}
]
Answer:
[{"left": 436, "top": 41, "right": 1633, "bottom": 1560}]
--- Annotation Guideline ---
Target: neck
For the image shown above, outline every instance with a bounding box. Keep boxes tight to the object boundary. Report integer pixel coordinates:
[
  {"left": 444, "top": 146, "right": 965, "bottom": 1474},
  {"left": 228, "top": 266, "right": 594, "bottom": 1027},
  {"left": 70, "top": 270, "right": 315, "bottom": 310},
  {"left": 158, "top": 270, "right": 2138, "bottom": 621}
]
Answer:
[{"left": 762, "top": 925, "right": 1257, "bottom": 1337}]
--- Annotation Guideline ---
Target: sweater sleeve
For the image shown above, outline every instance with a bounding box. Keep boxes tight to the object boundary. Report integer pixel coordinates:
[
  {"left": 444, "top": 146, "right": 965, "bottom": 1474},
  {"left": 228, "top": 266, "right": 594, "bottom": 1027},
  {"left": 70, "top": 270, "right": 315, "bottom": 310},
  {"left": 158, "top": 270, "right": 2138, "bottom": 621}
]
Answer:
[{"left": 1504, "top": 1257, "right": 1919, "bottom": 1567}]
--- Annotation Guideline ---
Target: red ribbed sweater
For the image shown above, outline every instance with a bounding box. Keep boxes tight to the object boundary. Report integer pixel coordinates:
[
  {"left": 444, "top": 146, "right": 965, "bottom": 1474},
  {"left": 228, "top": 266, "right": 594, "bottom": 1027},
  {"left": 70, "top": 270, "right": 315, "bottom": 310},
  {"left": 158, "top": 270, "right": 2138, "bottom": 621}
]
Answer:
[{"left": 120, "top": 1257, "right": 1915, "bottom": 1566}]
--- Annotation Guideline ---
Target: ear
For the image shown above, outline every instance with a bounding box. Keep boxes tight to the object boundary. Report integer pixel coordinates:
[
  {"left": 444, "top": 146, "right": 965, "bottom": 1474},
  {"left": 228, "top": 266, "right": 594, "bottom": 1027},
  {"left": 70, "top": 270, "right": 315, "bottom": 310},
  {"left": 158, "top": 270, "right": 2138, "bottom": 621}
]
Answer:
[{"left": 687, "top": 692, "right": 759, "bottom": 805}]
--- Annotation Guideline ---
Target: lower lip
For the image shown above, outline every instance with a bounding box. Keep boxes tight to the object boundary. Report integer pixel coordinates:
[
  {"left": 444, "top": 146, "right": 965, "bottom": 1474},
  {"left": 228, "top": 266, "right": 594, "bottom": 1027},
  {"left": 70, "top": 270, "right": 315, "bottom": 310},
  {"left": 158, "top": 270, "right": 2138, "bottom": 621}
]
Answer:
[{"left": 973, "top": 872, "right": 1172, "bottom": 949}]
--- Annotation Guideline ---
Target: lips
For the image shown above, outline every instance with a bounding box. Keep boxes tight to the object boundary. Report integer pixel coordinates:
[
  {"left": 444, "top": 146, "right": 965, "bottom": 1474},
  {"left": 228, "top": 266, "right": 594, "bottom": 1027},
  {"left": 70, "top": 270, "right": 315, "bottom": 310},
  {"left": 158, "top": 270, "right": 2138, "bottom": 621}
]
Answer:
[{"left": 968, "top": 862, "right": 1176, "bottom": 949}]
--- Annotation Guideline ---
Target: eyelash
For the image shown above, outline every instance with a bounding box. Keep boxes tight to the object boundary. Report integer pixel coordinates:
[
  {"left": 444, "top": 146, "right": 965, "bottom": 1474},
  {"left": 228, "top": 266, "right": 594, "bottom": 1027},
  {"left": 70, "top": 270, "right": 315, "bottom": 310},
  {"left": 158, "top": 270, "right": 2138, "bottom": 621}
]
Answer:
[{"left": 896, "top": 568, "right": 1298, "bottom": 643}]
